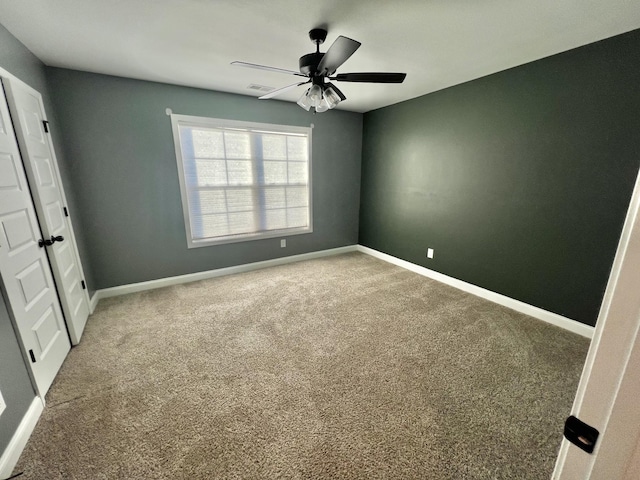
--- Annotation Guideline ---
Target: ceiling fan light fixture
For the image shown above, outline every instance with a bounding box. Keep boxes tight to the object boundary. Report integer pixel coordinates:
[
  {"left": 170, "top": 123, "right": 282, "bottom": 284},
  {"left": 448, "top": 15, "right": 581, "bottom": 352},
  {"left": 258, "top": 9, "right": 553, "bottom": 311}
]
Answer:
[
  {"left": 308, "top": 84, "right": 323, "bottom": 107},
  {"left": 315, "top": 98, "right": 330, "bottom": 113},
  {"left": 297, "top": 89, "right": 312, "bottom": 111},
  {"left": 233, "top": 29, "right": 406, "bottom": 112},
  {"left": 323, "top": 86, "right": 341, "bottom": 109}
]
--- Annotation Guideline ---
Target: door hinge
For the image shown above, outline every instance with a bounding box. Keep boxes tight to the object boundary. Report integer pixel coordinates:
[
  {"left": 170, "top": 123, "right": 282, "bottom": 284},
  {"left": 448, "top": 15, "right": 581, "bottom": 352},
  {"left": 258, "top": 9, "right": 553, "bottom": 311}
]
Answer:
[
  {"left": 564, "top": 415, "right": 599, "bottom": 454},
  {"left": 64, "top": 206, "right": 69, "bottom": 217},
  {"left": 81, "top": 280, "right": 86, "bottom": 290},
  {"left": 42, "top": 120, "right": 49, "bottom": 133},
  {"left": 29, "top": 349, "right": 36, "bottom": 363}
]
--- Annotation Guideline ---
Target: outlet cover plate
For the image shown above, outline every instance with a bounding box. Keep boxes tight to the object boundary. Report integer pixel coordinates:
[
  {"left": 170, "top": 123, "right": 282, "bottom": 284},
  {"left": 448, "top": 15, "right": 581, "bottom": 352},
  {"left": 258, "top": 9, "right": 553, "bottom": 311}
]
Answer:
[
  {"left": 0, "top": 389, "right": 6, "bottom": 417},
  {"left": 427, "top": 248, "right": 434, "bottom": 259}
]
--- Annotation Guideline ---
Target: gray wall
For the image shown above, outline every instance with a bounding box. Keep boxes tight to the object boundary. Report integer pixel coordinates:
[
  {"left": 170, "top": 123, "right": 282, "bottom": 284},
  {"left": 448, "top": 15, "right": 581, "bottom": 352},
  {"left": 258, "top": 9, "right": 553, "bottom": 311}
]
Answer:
[
  {"left": 46, "top": 68, "right": 363, "bottom": 290},
  {"left": 360, "top": 29, "right": 640, "bottom": 327},
  {"left": 0, "top": 291, "right": 35, "bottom": 453},
  {"left": 0, "top": 24, "right": 94, "bottom": 292},
  {"left": 0, "top": 23, "right": 39, "bottom": 456}
]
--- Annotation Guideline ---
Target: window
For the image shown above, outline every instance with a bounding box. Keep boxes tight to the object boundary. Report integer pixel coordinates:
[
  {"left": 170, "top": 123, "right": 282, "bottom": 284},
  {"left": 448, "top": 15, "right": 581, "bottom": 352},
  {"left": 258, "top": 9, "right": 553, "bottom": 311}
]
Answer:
[{"left": 171, "top": 115, "right": 312, "bottom": 247}]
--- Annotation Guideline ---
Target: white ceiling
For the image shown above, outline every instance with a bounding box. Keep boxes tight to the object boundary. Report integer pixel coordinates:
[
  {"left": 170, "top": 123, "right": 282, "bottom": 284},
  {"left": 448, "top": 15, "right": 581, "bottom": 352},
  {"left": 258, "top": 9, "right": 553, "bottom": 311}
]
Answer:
[{"left": 1, "top": 0, "right": 639, "bottom": 113}]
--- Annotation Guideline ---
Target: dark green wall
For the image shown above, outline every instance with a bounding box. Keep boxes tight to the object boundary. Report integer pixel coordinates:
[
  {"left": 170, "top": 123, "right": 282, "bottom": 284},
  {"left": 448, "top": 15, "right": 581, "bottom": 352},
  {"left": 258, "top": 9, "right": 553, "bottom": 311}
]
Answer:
[
  {"left": 46, "top": 68, "right": 363, "bottom": 290},
  {"left": 0, "top": 23, "right": 39, "bottom": 456},
  {"left": 360, "top": 29, "right": 640, "bottom": 327}
]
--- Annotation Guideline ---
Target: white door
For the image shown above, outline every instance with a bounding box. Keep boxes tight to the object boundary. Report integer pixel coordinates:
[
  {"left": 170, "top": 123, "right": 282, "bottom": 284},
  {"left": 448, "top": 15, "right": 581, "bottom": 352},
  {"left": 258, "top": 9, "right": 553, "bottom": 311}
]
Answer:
[
  {"left": 553, "top": 169, "right": 640, "bottom": 479},
  {"left": 0, "top": 82, "right": 70, "bottom": 396},
  {"left": 2, "top": 77, "right": 90, "bottom": 345}
]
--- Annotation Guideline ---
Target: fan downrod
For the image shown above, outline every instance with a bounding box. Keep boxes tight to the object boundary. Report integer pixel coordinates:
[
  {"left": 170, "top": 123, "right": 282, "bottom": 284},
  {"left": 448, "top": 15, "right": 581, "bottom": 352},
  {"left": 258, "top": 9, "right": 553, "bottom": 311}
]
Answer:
[{"left": 300, "top": 28, "right": 328, "bottom": 76}]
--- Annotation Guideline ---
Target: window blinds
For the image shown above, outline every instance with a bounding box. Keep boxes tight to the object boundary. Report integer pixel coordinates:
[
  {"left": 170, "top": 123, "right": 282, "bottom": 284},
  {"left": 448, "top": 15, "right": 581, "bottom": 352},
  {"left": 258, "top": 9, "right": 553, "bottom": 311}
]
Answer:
[{"left": 172, "top": 115, "right": 312, "bottom": 247}]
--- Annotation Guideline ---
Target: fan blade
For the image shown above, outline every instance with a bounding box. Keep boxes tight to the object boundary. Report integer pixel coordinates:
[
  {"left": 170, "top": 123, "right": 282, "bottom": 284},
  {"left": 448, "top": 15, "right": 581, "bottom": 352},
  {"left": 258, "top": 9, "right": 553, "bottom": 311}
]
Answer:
[
  {"left": 332, "top": 72, "right": 407, "bottom": 83},
  {"left": 316, "top": 36, "right": 361, "bottom": 76},
  {"left": 231, "top": 61, "right": 306, "bottom": 77},
  {"left": 259, "top": 80, "right": 310, "bottom": 100}
]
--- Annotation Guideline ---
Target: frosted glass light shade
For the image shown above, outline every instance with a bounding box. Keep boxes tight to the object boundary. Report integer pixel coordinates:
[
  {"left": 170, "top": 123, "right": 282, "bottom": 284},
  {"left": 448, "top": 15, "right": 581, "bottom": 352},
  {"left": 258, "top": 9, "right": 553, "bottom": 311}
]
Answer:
[
  {"left": 315, "top": 98, "right": 329, "bottom": 113},
  {"left": 323, "top": 86, "right": 341, "bottom": 109},
  {"left": 297, "top": 89, "right": 312, "bottom": 111},
  {"left": 308, "top": 85, "right": 323, "bottom": 107}
]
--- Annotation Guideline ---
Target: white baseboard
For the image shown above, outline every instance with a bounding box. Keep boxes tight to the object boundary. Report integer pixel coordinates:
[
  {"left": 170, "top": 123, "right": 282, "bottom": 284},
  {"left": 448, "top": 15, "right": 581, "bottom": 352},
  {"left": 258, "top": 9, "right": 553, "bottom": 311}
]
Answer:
[
  {"left": 0, "top": 397, "right": 44, "bottom": 479},
  {"left": 89, "top": 243, "right": 593, "bottom": 339},
  {"left": 357, "top": 245, "right": 594, "bottom": 339},
  {"left": 89, "top": 292, "right": 99, "bottom": 314},
  {"left": 92, "top": 245, "right": 358, "bottom": 304}
]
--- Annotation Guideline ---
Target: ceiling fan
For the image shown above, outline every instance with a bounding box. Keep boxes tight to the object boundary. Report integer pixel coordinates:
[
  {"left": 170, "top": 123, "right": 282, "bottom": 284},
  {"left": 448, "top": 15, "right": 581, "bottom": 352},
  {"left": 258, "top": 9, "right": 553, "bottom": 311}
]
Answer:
[{"left": 231, "top": 28, "right": 407, "bottom": 112}]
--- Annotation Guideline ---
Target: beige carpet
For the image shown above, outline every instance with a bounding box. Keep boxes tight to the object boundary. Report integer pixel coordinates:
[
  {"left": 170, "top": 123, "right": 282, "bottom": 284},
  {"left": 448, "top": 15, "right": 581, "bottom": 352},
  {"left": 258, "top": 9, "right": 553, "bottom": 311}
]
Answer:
[{"left": 14, "top": 252, "right": 590, "bottom": 479}]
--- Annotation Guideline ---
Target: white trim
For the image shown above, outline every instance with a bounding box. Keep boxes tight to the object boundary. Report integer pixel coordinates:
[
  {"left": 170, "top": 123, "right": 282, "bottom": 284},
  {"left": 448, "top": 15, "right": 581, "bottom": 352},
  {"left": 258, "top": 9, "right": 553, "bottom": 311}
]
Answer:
[
  {"left": 0, "top": 67, "right": 25, "bottom": 88},
  {"left": 0, "top": 397, "right": 44, "bottom": 479},
  {"left": 5, "top": 78, "right": 92, "bottom": 314},
  {"left": 90, "top": 243, "right": 594, "bottom": 339},
  {"left": 170, "top": 113, "right": 313, "bottom": 249},
  {"left": 93, "top": 246, "right": 358, "bottom": 301},
  {"left": 89, "top": 292, "right": 99, "bottom": 314},
  {"left": 0, "top": 72, "right": 91, "bottom": 345},
  {"left": 357, "top": 245, "right": 594, "bottom": 339}
]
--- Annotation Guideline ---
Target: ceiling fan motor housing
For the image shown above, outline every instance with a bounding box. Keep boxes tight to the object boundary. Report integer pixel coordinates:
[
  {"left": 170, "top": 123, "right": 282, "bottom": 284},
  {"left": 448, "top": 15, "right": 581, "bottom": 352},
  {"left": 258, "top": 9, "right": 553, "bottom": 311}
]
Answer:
[
  {"left": 299, "top": 28, "right": 328, "bottom": 76},
  {"left": 299, "top": 52, "right": 325, "bottom": 76}
]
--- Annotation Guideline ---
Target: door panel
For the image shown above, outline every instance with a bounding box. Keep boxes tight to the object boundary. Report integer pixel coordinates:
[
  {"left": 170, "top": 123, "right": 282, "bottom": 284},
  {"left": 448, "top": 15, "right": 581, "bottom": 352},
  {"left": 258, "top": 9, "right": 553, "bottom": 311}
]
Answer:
[
  {"left": 3, "top": 209, "right": 35, "bottom": 249},
  {"left": 45, "top": 200, "right": 65, "bottom": 233},
  {"left": 33, "top": 155, "right": 55, "bottom": 187},
  {"left": 0, "top": 82, "right": 70, "bottom": 396},
  {"left": 16, "top": 259, "right": 49, "bottom": 307},
  {"left": 23, "top": 109, "right": 44, "bottom": 142},
  {"left": 553, "top": 169, "right": 640, "bottom": 478},
  {"left": 0, "top": 153, "right": 21, "bottom": 187},
  {"left": 3, "top": 77, "right": 90, "bottom": 345},
  {"left": 34, "top": 306, "right": 61, "bottom": 354}
]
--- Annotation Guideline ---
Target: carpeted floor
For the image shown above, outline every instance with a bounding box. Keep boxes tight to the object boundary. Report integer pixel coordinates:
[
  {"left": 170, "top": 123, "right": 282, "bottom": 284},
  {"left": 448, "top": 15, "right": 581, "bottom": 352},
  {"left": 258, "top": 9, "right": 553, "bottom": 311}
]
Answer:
[{"left": 13, "top": 252, "right": 590, "bottom": 479}]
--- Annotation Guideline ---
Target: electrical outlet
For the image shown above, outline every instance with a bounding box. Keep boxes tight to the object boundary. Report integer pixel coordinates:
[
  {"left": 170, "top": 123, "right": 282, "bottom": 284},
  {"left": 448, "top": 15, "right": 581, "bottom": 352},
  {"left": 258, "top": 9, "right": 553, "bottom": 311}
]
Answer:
[
  {"left": 280, "top": 239, "right": 286, "bottom": 248},
  {"left": 427, "top": 248, "right": 434, "bottom": 259},
  {"left": 0, "top": 389, "right": 6, "bottom": 417}
]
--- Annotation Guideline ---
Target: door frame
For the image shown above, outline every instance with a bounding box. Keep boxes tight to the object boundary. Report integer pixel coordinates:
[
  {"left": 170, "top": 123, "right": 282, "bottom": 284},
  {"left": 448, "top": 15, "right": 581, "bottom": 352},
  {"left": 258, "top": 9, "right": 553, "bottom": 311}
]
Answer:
[
  {"left": 0, "top": 67, "right": 91, "bottom": 343},
  {"left": 0, "top": 78, "right": 71, "bottom": 399},
  {"left": 553, "top": 167, "right": 640, "bottom": 478}
]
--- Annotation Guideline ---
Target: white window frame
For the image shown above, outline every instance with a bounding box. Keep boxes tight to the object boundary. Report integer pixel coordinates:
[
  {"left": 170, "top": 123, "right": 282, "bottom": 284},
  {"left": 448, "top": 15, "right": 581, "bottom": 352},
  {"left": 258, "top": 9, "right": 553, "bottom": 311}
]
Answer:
[{"left": 170, "top": 114, "right": 313, "bottom": 248}]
